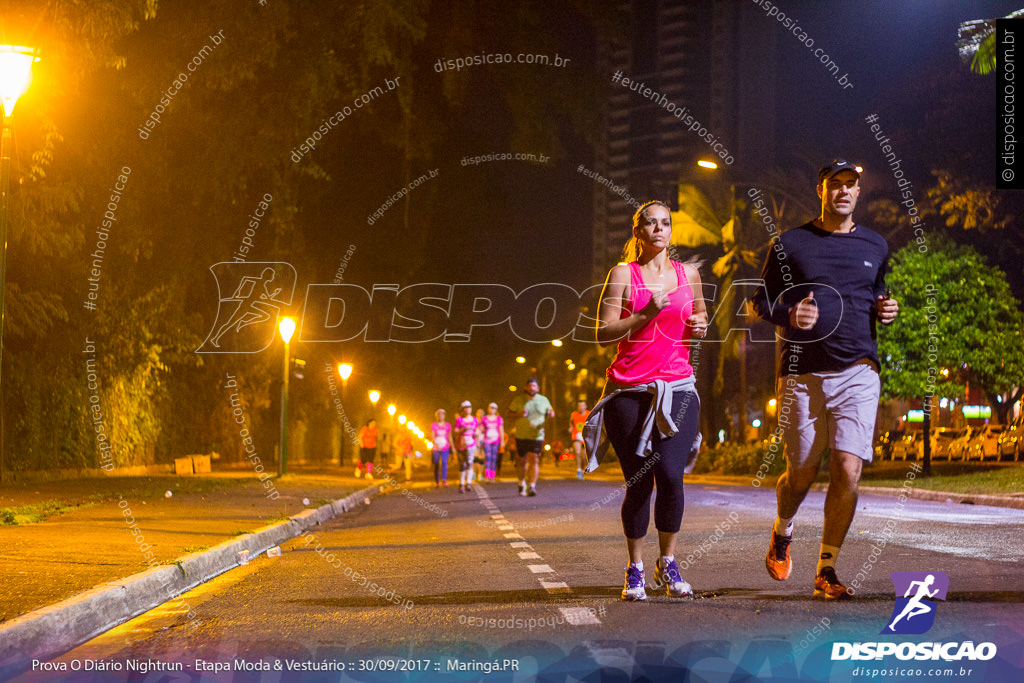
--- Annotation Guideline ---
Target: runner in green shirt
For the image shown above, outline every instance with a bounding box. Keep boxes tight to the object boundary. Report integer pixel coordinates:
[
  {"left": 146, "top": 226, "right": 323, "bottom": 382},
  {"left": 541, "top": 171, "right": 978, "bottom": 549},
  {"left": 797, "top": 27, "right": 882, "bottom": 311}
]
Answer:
[{"left": 507, "top": 378, "right": 554, "bottom": 496}]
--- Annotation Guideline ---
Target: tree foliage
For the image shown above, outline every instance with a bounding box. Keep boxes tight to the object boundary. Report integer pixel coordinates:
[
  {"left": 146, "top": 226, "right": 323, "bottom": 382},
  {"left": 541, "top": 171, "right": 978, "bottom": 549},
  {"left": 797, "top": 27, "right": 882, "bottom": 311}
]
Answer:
[
  {"left": 879, "top": 239, "right": 1024, "bottom": 425},
  {"left": 0, "top": 0, "right": 608, "bottom": 472},
  {"left": 956, "top": 9, "right": 1024, "bottom": 76}
]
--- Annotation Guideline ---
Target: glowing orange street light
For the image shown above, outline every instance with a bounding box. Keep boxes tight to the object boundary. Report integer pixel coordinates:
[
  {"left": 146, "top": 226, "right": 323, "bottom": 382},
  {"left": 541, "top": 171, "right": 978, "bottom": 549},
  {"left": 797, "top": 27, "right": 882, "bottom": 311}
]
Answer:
[
  {"left": 278, "top": 317, "right": 296, "bottom": 475},
  {"left": 0, "top": 45, "right": 38, "bottom": 116},
  {"left": 0, "top": 45, "right": 39, "bottom": 441},
  {"left": 336, "top": 362, "right": 353, "bottom": 466}
]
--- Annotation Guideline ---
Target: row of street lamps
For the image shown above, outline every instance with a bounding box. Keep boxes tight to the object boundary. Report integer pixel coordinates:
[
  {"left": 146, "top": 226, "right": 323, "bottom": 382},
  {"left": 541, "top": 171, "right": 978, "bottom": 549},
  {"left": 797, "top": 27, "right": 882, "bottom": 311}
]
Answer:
[{"left": 275, "top": 316, "right": 431, "bottom": 474}]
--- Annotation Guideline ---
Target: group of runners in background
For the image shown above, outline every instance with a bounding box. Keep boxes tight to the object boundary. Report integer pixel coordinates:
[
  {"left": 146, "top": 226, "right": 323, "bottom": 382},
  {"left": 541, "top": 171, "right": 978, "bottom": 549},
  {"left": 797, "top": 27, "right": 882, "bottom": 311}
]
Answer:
[
  {"left": 429, "top": 381, "right": 593, "bottom": 495},
  {"left": 350, "top": 381, "right": 592, "bottom": 495}
]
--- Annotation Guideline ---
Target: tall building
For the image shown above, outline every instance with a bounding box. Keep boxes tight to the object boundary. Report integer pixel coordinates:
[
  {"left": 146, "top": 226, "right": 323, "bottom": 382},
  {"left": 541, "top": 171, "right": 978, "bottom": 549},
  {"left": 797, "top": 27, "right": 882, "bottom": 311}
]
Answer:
[{"left": 592, "top": 0, "right": 776, "bottom": 282}]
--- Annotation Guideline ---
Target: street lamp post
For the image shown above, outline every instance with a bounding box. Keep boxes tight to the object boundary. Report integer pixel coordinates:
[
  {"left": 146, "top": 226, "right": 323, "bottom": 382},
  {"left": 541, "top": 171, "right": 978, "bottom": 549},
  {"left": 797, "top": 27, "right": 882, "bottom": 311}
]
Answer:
[
  {"left": 387, "top": 403, "right": 396, "bottom": 467},
  {"left": 0, "top": 45, "right": 38, "bottom": 476},
  {"left": 278, "top": 317, "right": 296, "bottom": 475},
  {"left": 368, "top": 389, "right": 381, "bottom": 463},
  {"left": 337, "top": 362, "right": 352, "bottom": 465}
]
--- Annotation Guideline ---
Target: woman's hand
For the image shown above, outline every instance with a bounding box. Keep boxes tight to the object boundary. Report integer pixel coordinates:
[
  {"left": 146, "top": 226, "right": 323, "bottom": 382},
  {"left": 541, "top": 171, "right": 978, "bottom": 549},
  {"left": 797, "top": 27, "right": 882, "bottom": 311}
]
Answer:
[
  {"left": 686, "top": 309, "right": 708, "bottom": 338},
  {"left": 640, "top": 287, "right": 671, "bottom": 317}
]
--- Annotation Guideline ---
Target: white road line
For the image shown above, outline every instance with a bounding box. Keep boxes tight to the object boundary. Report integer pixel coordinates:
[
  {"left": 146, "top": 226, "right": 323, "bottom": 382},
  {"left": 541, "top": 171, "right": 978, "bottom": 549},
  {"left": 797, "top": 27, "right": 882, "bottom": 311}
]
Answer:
[
  {"left": 539, "top": 580, "right": 571, "bottom": 592},
  {"left": 560, "top": 607, "right": 601, "bottom": 625},
  {"left": 476, "top": 487, "right": 601, "bottom": 624}
]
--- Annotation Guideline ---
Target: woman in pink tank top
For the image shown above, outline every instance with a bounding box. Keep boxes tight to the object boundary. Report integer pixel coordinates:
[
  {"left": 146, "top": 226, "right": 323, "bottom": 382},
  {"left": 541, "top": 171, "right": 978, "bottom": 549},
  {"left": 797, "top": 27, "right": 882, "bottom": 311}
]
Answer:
[{"left": 592, "top": 200, "right": 708, "bottom": 602}]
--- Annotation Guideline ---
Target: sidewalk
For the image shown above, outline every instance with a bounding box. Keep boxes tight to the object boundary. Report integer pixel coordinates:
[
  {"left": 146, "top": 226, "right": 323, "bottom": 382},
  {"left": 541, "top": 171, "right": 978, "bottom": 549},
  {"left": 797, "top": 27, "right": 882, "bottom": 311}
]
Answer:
[
  {"left": 0, "top": 467, "right": 381, "bottom": 623},
  {"left": 0, "top": 459, "right": 596, "bottom": 672},
  {"left": 0, "top": 463, "right": 400, "bottom": 674}
]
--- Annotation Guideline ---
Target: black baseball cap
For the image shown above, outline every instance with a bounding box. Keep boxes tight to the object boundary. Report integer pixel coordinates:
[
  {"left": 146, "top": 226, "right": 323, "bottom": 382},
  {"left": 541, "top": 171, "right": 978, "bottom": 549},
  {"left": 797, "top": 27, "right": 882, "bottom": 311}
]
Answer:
[{"left": 818, "top": 159, "right": 860, "bottom": 184}]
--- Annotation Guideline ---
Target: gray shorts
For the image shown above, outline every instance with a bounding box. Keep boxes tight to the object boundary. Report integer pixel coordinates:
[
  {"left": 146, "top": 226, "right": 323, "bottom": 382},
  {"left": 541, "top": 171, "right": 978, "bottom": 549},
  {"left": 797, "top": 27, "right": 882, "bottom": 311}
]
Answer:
[{"left": 776, "top": 359, "right": 880, "bottom": 466}]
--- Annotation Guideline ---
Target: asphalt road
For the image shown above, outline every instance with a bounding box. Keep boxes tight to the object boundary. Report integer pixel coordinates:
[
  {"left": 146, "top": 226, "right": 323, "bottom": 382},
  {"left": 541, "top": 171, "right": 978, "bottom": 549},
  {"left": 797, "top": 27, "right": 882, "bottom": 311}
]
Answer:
[{"left": 20, "top": 470, "right": 1024, "bottom": 682}]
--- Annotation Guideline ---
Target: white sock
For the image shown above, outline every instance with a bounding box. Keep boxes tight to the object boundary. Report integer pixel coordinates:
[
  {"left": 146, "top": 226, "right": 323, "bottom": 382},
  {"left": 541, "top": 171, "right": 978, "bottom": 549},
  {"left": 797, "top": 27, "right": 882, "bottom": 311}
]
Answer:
[
  {"left": 519, "top": 479, "right": 526, "bottom": 488},
  {"left": 660, "top": 555, "right": 675, "bottom": 565},
  {"left": 817, "top": 543, "right": 840, "bottom": 574},
  {"left": 773, "top": 517, "right": 794, "bottom": 536},
  {"left": 629, "top": 561, "right": 644, "bottom": 571}
]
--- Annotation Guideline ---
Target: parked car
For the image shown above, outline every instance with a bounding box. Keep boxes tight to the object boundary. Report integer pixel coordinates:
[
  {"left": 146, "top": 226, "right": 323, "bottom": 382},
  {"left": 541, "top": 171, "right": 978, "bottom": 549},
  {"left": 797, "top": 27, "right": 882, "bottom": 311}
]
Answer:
[
  {"left": 893, "top": 433, "right": 923, "bottom": 461},
  {"left": 997, "top": 416, "right": 1024, "bottom": 461},
  {"left": 965, "top": 425, "right": 1004, "bottom": 461},
  {"left": 929, "top": 427, "right": 959, "bottom": 461},
  {"left": 946, "top": 427, "right": 975, "bottom": 461},
  {"left": 875, "top": 430, "right": 904, "bottom": 460}
]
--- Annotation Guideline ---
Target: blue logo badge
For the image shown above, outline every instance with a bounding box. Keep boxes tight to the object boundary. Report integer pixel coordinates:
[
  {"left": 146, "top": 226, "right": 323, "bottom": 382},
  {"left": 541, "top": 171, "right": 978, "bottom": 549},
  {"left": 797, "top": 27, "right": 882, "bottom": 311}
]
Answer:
[{"left": 882, "top": 571, "right": 949, "bottom": 635}]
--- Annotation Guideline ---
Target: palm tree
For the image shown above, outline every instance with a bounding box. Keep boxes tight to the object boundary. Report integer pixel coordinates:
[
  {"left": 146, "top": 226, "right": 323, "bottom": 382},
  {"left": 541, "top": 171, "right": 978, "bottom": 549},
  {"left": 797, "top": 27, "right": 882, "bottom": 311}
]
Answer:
[
  {"left": 956, "top": 9, "right": 1024, "bottom": 75},
  {"left": 672, "top": 184, "right": 758, "bottom": 440},
  {"left": 672, "top": 171, "right": 818, "bottom": 442}
]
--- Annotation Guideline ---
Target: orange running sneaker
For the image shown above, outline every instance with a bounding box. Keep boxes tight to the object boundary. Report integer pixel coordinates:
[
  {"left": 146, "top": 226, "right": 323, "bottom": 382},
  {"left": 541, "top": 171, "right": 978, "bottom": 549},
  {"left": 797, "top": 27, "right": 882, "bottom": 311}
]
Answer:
[
  {"left": 765, "top": 531, "right": 793, "bottom": 581},
  {"left": 813, "top": 566, "right": 852, "bottom": 600}
]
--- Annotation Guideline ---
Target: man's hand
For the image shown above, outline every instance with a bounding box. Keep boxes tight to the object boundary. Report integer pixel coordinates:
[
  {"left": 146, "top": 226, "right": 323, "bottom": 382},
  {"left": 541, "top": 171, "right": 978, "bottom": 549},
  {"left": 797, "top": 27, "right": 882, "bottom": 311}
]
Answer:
[
  {"left": 789, "top": 291, "right": 818, "bottom": 330},
  {"left": 876, "top": 294, "right": 899, "bottom": 324}
]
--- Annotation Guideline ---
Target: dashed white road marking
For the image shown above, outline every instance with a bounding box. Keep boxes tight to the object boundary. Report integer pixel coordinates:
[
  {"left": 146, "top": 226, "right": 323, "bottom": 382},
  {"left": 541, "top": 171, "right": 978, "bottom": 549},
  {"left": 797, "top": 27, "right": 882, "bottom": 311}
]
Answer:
[
  {"left": 560, "top": 606, "right": 602, "bottom": 625},
  {"left": 474, "top": 487, "right": 600, "bottom": 623},
  {"left": 539, "top": 580, "right": 571, "bottom": 592}
]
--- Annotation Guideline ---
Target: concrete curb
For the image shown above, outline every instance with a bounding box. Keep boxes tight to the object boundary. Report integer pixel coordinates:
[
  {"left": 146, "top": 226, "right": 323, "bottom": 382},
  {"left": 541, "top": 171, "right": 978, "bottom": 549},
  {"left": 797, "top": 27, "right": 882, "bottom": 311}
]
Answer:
[
  {"left": 813, "top": 483, "right": 1024, "bottom": 510},
  {"left": 0, "top": 483, "right": 382, "bottom": 675}
]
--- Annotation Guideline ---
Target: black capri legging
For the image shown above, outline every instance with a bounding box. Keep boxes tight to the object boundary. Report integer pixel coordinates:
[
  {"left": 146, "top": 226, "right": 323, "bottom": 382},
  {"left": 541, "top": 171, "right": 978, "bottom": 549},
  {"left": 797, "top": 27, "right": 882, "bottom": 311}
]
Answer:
[{"left": 603, "top": 389, "right": 700, "bottom": 539}]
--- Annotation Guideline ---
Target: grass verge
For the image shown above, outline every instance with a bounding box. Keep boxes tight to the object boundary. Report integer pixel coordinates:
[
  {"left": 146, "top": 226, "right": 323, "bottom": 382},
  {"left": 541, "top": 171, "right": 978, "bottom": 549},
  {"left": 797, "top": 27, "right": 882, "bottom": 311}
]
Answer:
[
  {"left": 860, "top": 462, "right": 1024, "bottom": 496},
  {"left": 0, "top": 501, "right": 97, "bottom": 526}
]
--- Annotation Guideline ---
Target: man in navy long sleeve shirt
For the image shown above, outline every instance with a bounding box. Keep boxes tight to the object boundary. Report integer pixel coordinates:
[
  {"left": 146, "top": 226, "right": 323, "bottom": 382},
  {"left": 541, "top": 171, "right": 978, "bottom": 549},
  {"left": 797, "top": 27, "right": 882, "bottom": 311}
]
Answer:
[{"left": 753, "top": 159, "right": 899, "bottom": 600}]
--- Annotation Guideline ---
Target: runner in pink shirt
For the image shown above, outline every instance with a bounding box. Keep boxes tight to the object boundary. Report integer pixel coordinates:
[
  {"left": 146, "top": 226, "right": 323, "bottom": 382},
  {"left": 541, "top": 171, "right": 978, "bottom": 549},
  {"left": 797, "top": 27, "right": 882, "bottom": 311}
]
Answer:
[
  {"left": 454, "top": 401, "right": 478, "bottom": 493},
  {"left": 590, "top": 200, "right": 708, "bottom": 601},
  {"left": 481, "top": 403, "right": 504, "bottom": 482},
  {"left": 472, "top": 408, "right": 487, "bottom": 484},
  {"left": 430, "top": 409, "right": 452, "bottom": 487}
]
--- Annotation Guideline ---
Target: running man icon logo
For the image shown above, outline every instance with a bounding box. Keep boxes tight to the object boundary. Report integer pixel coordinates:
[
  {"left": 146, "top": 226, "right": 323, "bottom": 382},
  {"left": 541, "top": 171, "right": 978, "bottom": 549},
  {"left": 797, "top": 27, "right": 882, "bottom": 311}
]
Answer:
[
  {"left": 882, "top": 571, "right": 949, "bottom": 635},
  {"left": 197, "top": 262, "right": 297, "bottom": 353}
]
